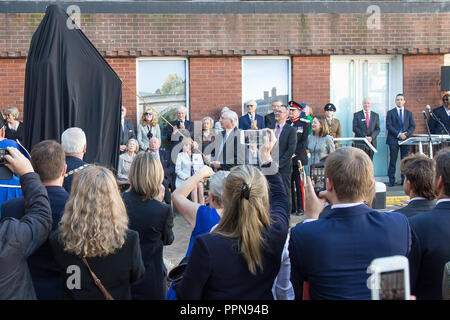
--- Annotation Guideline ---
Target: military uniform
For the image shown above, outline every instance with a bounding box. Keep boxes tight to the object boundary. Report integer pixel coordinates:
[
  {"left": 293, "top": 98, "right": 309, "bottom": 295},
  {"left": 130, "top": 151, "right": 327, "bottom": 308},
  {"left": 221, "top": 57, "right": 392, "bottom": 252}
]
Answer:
[{"left": 324, "top": 103, "right": 341, "bottom": 149}]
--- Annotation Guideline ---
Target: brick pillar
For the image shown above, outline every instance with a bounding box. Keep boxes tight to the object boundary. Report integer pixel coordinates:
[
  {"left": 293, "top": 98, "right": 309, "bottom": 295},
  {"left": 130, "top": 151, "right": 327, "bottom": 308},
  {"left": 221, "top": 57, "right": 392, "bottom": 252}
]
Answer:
[{"left": 0, "top": 58, "right": 26, "bottom": 120}]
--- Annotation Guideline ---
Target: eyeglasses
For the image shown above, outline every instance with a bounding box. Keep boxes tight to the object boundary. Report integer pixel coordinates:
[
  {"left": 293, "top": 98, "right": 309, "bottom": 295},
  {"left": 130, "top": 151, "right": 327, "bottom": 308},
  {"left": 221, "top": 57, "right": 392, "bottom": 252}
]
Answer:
[
  {"left": 144, "top": 113, "right": 153, "bottom": 116},
  {"left": 443, "top": 98, "right": 449, "bottom": 101},
  {"left": 247, "top": 105, "right": 255, "bottom": 107}
]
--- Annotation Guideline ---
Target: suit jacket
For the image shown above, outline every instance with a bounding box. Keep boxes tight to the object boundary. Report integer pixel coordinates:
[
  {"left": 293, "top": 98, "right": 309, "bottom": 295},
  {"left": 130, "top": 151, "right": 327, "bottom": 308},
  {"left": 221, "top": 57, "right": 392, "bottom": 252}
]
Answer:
[
  {"left": 238, "top": 113, "right": 265, "bottom": 130},
  {"left": 176, "top": 172, "right": 289, "bottom": 300},
  {"left": 63, "top": 156, "right": 88, "bottom": 194},
  {"left": 264, "top": 112, "right": 276, "bottom": 130},
  {"left": 122, "top": 190, "right": 174, "bottom": 299},
  {"left": 386, "top": 108, "right": 416, "bottom": 145},
  {"left": 408, "top": 201, "right": 450, "bottom": 300},
  {"left": 120, "top": 119, "right": 136, "bottom": 146},
  {"left": 428, "top": 105, "right": 450, "bottom": 134},
  {"left": 272, "top": 123, "right": 297, "bottom": 174},
  {"left": 1, "top": 186, "right": 69, "bottom": 300},
  {"left": 158, "top": 149, "right": 174, "bottom": 182},
  {"left": 395, "top": 199, "right": 436, "bottom": 218},
  {"left": 287, "top": 118, "right": 310, "bottom": 166},
  {"left": 50, "top": 229, "right": 145, "bottom": 300},
  {"left": 353, "top": 110, "right": 381, "bottom": 148},
  {"left": 289, "top": 204, "right": 411, "bottom": 300},
  {"left": 213, "top": 127, "right": 245, "bottom": 171},
  {"left": 166, "top": 119, "right": 194, "bottom": 147}
]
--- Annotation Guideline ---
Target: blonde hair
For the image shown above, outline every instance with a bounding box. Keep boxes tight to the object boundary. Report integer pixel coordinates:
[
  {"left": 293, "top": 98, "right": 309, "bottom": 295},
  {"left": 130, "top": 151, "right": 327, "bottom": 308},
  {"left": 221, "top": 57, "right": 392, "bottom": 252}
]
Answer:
[
  {"left": 4, "top": 106, "right": 19, "bottom": 119},
  {"left": 213, "top": 165, "right": 271, "bottom": 275},
  {"left": 140, "top": 108, "right": 158, "bottom": 127},
  {"left": 59, "top": 165, "right": 128, "bottom": 257},
  {"left": 325, "top": 147, "right": 375, "bottom": 203},
  {"left": 128, "top": 152, "right": 164, "bottom": 201}
]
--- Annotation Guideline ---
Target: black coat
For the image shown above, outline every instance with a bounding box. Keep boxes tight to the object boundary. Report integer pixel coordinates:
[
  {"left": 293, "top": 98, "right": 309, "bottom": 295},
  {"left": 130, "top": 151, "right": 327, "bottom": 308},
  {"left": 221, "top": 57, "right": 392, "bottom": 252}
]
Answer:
[
  {"left": 395, "top": 199, "right": 436, "bottom": 218},
  {"left": 428, "top": 105, "right": 450, "bottom": 134},
  {"left": 272, "top": 123, "right": 297, "bottom": 174},
  {"left": 1, "top": 186, "right": 69, "bottom": 300},
  {"left": 5, "top": 122, "right": 24, "bottom": 144},
  {"left": 386, "top": 108, "right": 415, "bottom": 145},
  {"left": 122, "top": 190, "right": 174, "bottom": 299},
  {"left": 287, "top": 118, "right": 310, "bottom": 166},
  {"left": 352, "top": 110, "right": 380, "bottom": 148},
  {"left": 120, "top": 119, "right": 136, "bottom": 146},
  {"left": 264, "top": 112, "right": 276, "bottom": 130},
  {"left": 63, "top": 156, "right": 88, "bottom": 194},
  {"left": 49, "top": 229, "right": 145, "bottom": 300}
]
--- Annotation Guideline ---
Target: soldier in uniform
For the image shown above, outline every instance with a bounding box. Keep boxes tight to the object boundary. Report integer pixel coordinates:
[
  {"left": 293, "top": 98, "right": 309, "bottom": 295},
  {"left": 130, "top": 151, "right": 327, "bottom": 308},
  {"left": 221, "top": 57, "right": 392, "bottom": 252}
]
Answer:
[
  {"left": 288, "top": 100, "right": 311, "bottom": 215},
  {"left": 324, "top": 103, "right": 342, "bottom": 148}
]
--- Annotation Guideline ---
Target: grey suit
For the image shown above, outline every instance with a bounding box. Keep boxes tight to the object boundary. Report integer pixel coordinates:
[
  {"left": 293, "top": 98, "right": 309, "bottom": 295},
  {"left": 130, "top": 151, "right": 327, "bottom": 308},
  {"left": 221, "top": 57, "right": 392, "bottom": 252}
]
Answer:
[{"left": 395, "top": 199, "right": 436, "bottom": 218}]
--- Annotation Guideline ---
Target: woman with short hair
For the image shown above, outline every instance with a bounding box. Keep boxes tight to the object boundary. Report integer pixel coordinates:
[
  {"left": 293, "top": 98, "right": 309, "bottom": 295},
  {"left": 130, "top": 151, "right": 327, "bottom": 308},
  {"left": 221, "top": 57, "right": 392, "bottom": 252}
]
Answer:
[
  {"left": 4, "top": 106, "right": 24, "bottom": 144},
  {"left": 123, "top": 152, "right": 174, "bottom": 299},
  {"left": 117, "top": 138, "right": 139, "bottom": 189},
  {"left": 49, "top": 165, "right": 145, "bottom": 300},
  {"left": 137, "top": 108, "right": 161, "bottom": 151}
]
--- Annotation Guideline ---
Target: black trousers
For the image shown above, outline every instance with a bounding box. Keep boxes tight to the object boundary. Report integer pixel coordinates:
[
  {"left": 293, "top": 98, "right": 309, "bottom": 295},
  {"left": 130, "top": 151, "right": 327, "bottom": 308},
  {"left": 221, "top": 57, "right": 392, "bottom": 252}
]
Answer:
[
  {"left": 280, "top": 171, "right": 292, "bottom": 215},
  {"left": 291, "top": 165, "right": 304, "bottom": 213},
  {"left": 388, "top": 143, "right": 409, "bottom": 183}
]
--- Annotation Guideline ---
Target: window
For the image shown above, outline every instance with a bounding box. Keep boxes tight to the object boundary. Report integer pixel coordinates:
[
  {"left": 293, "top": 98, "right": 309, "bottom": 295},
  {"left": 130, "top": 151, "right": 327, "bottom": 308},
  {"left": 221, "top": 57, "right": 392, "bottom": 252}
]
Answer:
[
  {"left": 242, "top": 57, "right": 291, "bottom": 116},
  {"left": 137, "top": 58, "right": 189, "bottom": 149}
]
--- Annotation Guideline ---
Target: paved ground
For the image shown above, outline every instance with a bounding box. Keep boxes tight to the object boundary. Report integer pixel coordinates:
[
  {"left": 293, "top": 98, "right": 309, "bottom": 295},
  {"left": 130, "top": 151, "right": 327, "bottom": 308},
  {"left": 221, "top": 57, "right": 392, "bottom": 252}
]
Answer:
[{"left": 163, "top": 183, "right": 408, "bottom": 270}]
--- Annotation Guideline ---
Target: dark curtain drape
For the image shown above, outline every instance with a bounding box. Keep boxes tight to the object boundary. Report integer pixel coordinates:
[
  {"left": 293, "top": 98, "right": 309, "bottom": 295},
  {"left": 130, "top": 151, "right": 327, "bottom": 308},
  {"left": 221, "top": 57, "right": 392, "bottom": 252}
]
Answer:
[{"left": 24, "top": 4, "right": 121, "bottom": 170}]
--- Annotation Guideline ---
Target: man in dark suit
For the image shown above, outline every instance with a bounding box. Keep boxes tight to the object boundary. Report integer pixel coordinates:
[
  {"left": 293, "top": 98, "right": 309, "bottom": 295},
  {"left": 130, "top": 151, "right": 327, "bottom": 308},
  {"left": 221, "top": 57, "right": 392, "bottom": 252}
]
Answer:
[
  {"left": 271, "top": 104, "right": 297, "bottom": 214},
  {"left": 288, "top": 100, "right": 310, "bottom": 215},
  {"left": 396, "top": 154, "right": 436, "bottom": 218},
  {"left": 166, "top": 106, "right": 194, "bottom": 154},
  {"left": 428, "top": 93, "right": 450, "bottom": 135},
  {"left": 61, "top": 127, "right": 89, "bottom": 194},
  {"left": 149, "top": 137, "right": 174, "bottom": 205},
  {"left": 238, "top": 100, "right": 265, "bottom": 130},
  {"left": 352, "top": 97, "right": 380, "bottom": 160},
  {"left": 264, "top": 100, "right": 282, "bottom": 130},
  {"left": 386, "top": 93, "right": 416, "bottom": 186},
  {"left": 210, "top": 110, "right": 245, "bottom": 171},
  {"left": 408, "top": 148, "right": 450, "bottom": 300},
  {"left": 289, "top": 147, "right": 411, "bottom": 300},
  {"left": 1, "top": 140, "right": 69, "bottom": 300},
  {"left": 119, "top": 106, "right": 136, "bottom": 154}
]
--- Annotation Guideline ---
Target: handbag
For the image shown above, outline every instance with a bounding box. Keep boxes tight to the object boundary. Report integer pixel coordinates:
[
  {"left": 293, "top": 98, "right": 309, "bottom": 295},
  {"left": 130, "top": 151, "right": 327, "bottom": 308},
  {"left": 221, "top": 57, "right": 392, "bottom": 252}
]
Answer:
[
  {"left": 167, "top": 256, "right": 189, "bottom": 290},
  {"left": 80, "top": 256, "right": 114, "bottom": 300}
]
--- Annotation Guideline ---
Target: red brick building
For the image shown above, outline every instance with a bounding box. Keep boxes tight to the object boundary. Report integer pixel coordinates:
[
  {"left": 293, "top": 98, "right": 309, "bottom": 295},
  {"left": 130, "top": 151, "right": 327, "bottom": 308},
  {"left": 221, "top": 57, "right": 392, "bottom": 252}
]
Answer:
[{"left": 1, "top": 1, "right": 449, "bottom": 175}]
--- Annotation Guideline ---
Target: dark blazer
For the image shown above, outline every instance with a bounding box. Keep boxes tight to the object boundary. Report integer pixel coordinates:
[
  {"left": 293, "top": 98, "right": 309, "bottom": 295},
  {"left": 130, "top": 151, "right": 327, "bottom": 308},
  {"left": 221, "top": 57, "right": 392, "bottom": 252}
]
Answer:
[
  {"left": 0, "top": 173, "right": 51, "bottom": 300},
  {"left": 5, "top": 122, "right": 24, "bottom": 144},
  {"left": 120, "top": 119, "right": 136, "bottom": 146},
  {"left": 63, "top": 156, "right": 88, "bottom": 194},
  {"left": 395, "top": 199, "right": 436, "bottom": 218},
  {"left": 428, "top": 105, "right": 450, "bottom": 134},
  {"left": 353, "top": 110, "right": 380, "bottom": 148},
  {"left": 49, "top": 229, "right": 145, "bottom": 300},
  {"left": 122, "top": 190, "right": 174, "bottom": 300},
  {"left": 289, "top": 204, "right": 411, "bottom": 300},
  {"left": 159, "top": 149, "right": 174, "bottom": 181},
  {"left": 166, "top": 119, "right": 194, "bottom": 147},
  {"left": 272, "top": 123, "right": 297, "bottom": 174},
  {"left": 213, "top": 127, "right": 245, "bottom": 171},
  {"left": 386, "top": 108, "right": 416, "bottom": 145},
  {"left": 238, "top": 114, "right": 265, "bottom": 130},
  {"left": 288, "top": 118, "right": 310, "bottom": 166},
  {"left": 176, "top": 172, "right": 289, "bottom": 300},
  {"left": 264, "top": 112, "right": 276, "bottom": 130},
  {"left": 1, "top": 186, "right": 69, "bottom": 300},
  {"left": 408, "top": 201, "right": 450, "bottom": 300}
]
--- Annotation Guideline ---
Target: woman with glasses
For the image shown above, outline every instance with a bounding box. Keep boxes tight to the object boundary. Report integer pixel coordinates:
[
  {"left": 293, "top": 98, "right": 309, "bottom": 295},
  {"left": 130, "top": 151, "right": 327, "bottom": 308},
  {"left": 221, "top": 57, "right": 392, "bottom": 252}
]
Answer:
[{"left": 137, "top": 108, "right": 161, "bottom": 151}]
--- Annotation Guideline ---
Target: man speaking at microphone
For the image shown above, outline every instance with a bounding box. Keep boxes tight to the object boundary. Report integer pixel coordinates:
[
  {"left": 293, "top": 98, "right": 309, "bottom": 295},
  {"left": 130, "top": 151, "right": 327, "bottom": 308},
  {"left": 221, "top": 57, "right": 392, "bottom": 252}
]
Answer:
[{"left": 428, "top": 93, "right": 450, "bottom": 135}]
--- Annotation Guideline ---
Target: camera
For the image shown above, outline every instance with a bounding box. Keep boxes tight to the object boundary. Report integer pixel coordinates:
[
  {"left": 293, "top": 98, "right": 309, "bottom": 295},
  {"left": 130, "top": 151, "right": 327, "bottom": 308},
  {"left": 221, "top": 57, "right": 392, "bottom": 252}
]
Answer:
[
  {"left": 0, "top": 148, "right": 12, "bottom": 180},
  {"left": 0, "top": 148, "right": 9, "bottom": 165},
  {"left": 147, "top": 131, "right": 153, "bottom": 139}
]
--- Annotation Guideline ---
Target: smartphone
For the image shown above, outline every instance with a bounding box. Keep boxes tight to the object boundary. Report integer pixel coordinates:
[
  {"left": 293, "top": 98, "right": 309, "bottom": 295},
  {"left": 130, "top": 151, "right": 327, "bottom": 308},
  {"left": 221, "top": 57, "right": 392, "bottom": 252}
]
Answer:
[{"left": 368, "top": 255, "right": 410, "bottom": 300}]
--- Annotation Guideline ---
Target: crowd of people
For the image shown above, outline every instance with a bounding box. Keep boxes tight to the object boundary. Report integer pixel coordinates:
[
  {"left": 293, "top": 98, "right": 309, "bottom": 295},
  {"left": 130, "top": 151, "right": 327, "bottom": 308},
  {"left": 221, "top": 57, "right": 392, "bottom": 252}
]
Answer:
[{"left": 0, "top": 94, "right": 449, "bottom": 300}]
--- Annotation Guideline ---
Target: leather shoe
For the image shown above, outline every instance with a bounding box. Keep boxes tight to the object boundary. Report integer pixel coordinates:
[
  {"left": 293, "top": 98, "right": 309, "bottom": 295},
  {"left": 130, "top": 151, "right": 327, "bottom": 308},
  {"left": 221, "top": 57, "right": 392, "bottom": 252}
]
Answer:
[{"left": 388, "top": 182, "right": 395, "bottom": 187}]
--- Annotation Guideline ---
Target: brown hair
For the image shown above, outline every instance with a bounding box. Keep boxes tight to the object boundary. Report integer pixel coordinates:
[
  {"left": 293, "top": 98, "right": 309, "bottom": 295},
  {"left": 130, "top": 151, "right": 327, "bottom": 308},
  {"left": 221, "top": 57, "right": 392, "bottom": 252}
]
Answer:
[
  {"left": 31, "top": 140, "right": 65, "bottom": 182},
  {"left": 128, "top": 152, "right": 164, "bottom": 201},
  {"left": 400, "top": 153, "right": 436, "bottom": 200},
  {"left": 314, "top": 116, "right": 330, "bottom": 137},
  {"left": 325, "top": 147, "right": 374, "bottom": 203},
  {"left": 434, "top": 147, "right": 450, "bottom": 196}
]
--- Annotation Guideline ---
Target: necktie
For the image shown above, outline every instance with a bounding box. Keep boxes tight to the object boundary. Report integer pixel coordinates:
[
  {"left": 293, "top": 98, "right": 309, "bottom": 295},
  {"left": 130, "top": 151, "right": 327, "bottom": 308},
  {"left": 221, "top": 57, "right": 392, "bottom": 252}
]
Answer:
[
  {"left": 366, "top": 112, "right": 370, "bottom": 133},
  {"left": 275, "top": 124, "right": 281, "bottom": 139},
  {"left": 399, "top": 109, "right": 404, "bottom": 130}
]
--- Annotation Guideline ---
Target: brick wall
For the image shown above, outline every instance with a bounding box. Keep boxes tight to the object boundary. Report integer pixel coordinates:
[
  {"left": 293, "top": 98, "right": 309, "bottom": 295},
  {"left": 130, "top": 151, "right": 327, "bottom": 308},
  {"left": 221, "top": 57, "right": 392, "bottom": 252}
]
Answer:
[
  {"left": 0, "top": 58, "right": 26, "bottom": 120},
  {"left": 403, "top": 54, "right": 444, "bottom": 134},
  {"left": 189, "top": 57, "right": 242, "bottom": 121},
  {"left": 292, "top": 56, "right": 330, "bottom": 116}
]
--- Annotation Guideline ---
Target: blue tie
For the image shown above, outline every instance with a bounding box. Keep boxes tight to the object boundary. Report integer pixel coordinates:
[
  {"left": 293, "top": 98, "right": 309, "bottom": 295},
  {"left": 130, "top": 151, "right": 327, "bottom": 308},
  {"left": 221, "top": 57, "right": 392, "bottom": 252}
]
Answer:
[{"left": 399, "top": 109, "right": 404, "bottom": 131}]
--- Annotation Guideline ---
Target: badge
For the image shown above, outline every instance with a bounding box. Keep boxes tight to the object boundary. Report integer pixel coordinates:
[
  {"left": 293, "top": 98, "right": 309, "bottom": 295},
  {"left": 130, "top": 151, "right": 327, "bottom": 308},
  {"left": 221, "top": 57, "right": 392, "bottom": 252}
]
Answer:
[{"left": 297, "top": 126, "right": 303, "bottom": 133}]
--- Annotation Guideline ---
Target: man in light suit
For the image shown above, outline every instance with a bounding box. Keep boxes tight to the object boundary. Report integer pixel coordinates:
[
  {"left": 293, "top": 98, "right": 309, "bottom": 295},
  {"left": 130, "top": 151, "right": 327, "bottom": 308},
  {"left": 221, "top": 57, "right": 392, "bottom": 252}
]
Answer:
[
  {"left": 238, "top": 100, "right": 265, "bottom": 130},
  {"left": 352, "top": 97, "right": 380, "bottom": 160},
  {"left": 119, "top": 106, "right": 136, "bottom": 154},
  {"left": 289, "top": 147, "right": 411, "bottom": 300},
  {"left": 408, "top": 148, "right": 450, "bottom": 300},
  {"left": 428, "top": 93, "right": 450, "bottom": 135},
  {"left": 386, "top": 93, "right": 416, "bottom": 187},
  {"left": 396, "top": 153, "right": 436, "bottom": 218}
]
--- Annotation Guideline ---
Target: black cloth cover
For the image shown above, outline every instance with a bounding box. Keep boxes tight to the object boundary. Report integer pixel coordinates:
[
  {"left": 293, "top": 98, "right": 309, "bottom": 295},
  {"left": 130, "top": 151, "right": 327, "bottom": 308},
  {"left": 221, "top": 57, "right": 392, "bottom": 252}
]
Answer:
[{"left": 24, "top": 4, "right": 122, "bottom": 170}]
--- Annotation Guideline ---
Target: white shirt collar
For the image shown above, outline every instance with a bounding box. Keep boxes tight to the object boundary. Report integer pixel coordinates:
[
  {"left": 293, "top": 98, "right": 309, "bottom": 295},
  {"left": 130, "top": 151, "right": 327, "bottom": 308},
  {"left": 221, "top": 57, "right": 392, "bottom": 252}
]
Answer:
[
  {"left": 436, "top": 198, "right": 450, "bottom": 205},
  {"left": 331, "top": 202, "right": 365, "bottom": 209},
  {"left": 409, "top": 197, "right": 426, "bottom": 202}
]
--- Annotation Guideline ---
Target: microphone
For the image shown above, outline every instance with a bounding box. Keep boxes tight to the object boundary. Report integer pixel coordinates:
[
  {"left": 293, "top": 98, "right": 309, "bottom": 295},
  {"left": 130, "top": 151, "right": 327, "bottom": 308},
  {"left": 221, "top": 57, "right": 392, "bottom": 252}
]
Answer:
[
  {"left": 426, "top": 105, "right": 437, "bottom": 120},
  {"left": 422, "top": 110, "right": 428, "bottom": 120}
]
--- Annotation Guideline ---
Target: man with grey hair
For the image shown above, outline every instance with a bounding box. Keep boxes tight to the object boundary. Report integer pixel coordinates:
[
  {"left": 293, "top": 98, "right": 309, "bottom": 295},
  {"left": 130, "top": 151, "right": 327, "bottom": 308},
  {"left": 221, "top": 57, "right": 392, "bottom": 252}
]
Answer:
[
  {"left": 238, "top": 100, "right": 265, "bottom": 130},
  {"left": 166, "top": 105, "right": 194, "bottom": 152},
  {"left": 352, "top": 97, "right": 380, "bottom": 160},
  {"left": 61, "top": 127, "right": 88, "bottom": 193},
  {"left": 210, "top": 110, "right": 245, "bottom": 171}
]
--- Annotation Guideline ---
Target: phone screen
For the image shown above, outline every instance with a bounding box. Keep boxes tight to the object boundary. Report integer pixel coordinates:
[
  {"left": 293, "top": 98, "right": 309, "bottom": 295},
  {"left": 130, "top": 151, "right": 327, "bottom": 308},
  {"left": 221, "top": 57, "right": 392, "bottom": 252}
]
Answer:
[{"left": 379, "top": 270, "right": 406, "bottom": 300}]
